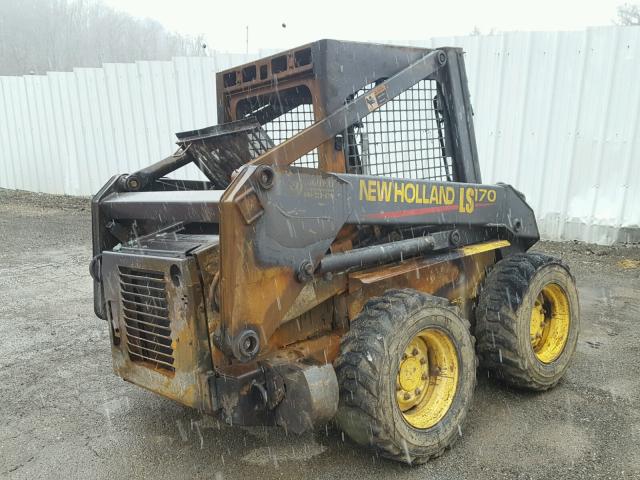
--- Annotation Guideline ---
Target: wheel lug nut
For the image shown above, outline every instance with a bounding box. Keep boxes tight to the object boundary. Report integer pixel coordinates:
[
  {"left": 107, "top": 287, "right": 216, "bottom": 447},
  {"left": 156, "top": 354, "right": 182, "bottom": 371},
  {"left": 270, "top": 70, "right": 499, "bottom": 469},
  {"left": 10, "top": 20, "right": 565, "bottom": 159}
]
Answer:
[
  {"left": 415, "top": 388, "right": 422, "bottom": 395},
  {"left": 403, "top": 392, "right": 411, "bottom": 400},
  {"left": 420, "top": 357, "right": 427, "bottom": 364},
  {"left": 412, "top": 348, "right": 419, "bottom": 356}
]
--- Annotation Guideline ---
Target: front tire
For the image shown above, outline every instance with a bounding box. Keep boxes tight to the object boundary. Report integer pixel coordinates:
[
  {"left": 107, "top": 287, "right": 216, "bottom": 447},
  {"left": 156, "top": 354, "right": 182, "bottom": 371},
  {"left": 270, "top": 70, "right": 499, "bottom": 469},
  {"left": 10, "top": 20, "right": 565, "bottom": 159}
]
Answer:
[
  {"left": 334, "top": 289, "right": 477, "bottom": 464},
  {"left": 475, "top": 253, "right": 580, "bottom": 390}
]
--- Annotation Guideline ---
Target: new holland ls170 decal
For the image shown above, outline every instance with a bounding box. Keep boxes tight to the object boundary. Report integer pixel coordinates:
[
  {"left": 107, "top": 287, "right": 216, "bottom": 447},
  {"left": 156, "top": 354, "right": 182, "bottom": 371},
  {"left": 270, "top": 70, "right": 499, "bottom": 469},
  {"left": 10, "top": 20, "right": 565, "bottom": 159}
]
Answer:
[{"left": 359, "top": 179, "right": 497, "bottom": 218}]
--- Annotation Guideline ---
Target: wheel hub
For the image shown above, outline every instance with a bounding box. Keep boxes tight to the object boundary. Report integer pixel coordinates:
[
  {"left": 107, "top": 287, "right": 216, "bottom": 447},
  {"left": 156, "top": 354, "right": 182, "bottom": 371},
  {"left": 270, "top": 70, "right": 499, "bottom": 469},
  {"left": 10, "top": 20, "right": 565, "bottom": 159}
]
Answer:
[
  {"left": 397, "top": 338, "right": 429, "bottom": 408},
  {"left": 529, "top": 283, "right": 570, "bottom": 363},
  {"left": 529, "top": 299, "right": 546, "bottom": 349},
  {"left": 396, "top": 329, "right": 459, "bottom": 429},
  {"left": 398, "top": 356, "right": 424, "bottom": 392}
]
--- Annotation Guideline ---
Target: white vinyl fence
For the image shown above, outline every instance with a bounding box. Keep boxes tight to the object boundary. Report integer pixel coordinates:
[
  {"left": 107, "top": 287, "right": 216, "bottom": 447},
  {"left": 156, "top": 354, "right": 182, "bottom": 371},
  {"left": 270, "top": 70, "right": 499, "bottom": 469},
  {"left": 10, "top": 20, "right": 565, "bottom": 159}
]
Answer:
[{"left": 1, "top": 27, "right": 639, "bottom": 244}]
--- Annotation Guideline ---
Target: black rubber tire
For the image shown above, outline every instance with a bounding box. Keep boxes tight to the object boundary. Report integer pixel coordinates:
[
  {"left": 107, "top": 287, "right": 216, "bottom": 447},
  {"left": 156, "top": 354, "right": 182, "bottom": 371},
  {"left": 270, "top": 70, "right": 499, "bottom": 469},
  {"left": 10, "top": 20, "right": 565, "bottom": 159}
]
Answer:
[
  {"left": 475, "top": 253, "right": 580, "bottom": 391},
  {"left": 334, "top": 288, "right": 477, "bottom": 464}
]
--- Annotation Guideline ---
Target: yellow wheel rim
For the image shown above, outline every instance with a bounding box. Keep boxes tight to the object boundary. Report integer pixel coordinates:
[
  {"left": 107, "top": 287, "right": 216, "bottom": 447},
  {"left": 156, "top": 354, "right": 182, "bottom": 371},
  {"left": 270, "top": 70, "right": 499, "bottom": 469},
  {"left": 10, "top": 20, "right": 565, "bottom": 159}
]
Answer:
[
  {"left": 529, "top": 283, "right": 570, "bottom": 363},
  {"left": 396, "top": 329, "right": 459, "bottom": 429}
]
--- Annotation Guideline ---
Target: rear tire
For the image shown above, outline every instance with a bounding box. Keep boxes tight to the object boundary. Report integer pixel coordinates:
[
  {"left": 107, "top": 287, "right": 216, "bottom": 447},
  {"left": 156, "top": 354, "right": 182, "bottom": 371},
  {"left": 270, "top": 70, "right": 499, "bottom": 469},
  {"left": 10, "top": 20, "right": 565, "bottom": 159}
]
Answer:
[
  {"left": 334, "top": 289, "right": 477, "bottom": 464},
  {"left": 475, "top": 253, "right": 580, "bottom": 391}
]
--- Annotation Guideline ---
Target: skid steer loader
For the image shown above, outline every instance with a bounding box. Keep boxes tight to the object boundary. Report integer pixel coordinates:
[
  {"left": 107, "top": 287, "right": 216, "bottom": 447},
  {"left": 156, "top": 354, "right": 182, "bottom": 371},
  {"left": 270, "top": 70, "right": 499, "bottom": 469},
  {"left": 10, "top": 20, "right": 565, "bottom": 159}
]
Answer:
[{"left": 90, "top": 40, "right": 580, "bottom": 464}]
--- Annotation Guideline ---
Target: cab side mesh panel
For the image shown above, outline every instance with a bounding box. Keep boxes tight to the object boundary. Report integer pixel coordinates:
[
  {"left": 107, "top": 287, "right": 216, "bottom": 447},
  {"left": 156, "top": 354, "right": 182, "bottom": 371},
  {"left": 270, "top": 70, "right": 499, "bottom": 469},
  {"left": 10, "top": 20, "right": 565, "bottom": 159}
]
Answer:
[
  {"left": 345, "top": 80, "right": 454, "bottom": 181},
  {"left": 262, "top": 104, "right": 318, "bottom": 168}
]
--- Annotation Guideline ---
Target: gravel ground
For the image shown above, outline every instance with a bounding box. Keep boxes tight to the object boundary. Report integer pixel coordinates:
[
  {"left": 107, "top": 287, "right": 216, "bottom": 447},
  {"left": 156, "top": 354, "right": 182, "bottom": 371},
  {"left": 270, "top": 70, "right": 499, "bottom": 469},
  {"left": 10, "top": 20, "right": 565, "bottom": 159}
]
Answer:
[{"left": 1, "top": 188, "right": 639, "bottom": 480}]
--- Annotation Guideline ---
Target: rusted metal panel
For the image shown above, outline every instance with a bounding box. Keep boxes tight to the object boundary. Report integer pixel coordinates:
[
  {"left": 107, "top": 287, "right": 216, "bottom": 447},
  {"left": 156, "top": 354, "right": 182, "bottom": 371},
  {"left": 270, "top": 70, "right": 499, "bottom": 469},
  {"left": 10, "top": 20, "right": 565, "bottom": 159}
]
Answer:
[
  {"left": 344, "top": 244, "right": 504, "bottom": 320},
  {"left": 102, "top": 247, "right": 215, "bottom": 413}
]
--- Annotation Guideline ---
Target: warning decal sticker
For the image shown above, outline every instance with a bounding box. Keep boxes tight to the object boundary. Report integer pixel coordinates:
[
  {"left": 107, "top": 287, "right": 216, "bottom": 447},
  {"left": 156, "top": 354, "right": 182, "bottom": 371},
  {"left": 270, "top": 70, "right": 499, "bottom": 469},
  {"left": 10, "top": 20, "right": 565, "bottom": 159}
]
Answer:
[{"left": 365, "top": 84, "right": 389, "bottom": 112}]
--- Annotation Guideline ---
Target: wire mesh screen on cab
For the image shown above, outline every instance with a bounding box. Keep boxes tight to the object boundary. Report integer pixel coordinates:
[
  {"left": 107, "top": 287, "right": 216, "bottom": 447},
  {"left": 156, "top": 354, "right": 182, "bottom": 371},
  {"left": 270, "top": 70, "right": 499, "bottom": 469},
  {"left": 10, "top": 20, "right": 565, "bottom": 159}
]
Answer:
[
  {"left": 261, "top": 104, "right": 318, "bottom": 169},
  {"left": 246, "top": 79, "right": 454, "bottom": 179},
  {"left": 345, "top": 79, "right": 454, "bottom": 181}
]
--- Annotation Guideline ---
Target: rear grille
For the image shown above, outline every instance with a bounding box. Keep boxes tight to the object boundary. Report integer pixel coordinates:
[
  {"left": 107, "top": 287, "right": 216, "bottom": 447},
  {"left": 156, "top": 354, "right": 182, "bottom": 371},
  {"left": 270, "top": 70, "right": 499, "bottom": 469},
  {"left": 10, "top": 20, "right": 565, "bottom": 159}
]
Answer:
[{"left": 119, "top": 267, "right": 174, "bottom": 372}]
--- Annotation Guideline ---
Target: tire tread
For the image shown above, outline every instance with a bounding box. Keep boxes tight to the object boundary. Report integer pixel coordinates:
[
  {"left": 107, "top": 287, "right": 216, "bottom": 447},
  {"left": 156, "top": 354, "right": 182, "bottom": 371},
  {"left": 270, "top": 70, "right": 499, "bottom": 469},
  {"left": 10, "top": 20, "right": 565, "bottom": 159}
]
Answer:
[
  {"left": 475, "top": 253, "right": 572, "bottom": 391},
  {"left": 335, "top": 288, "right": 476, "bottom": 464}
]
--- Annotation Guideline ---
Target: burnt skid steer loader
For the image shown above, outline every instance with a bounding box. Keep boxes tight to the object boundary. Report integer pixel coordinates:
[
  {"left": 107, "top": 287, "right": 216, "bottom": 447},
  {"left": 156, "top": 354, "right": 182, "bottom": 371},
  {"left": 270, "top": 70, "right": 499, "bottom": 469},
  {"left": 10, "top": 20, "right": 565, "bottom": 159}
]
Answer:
[{"left": 90, "top": 40, "right": 580, "bottom": 464}]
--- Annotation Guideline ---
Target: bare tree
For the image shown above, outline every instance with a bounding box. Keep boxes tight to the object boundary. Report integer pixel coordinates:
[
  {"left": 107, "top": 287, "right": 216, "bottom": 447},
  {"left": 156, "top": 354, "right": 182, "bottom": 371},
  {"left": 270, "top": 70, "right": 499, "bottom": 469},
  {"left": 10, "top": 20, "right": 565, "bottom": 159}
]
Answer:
[
  {"left": 616, "top": 3, "right": 640, "bottom": 25},
  {"left": 0, "top": 0, "right": 206, "bottom": 75}
]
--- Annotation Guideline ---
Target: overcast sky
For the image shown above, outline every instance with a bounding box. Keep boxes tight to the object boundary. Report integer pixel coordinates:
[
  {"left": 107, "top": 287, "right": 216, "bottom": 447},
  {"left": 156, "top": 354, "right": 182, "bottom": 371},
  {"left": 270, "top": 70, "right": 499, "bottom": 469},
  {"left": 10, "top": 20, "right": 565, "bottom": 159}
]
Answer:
[{"left": 104, "top": 0, "right": 627, "bottom": 53}]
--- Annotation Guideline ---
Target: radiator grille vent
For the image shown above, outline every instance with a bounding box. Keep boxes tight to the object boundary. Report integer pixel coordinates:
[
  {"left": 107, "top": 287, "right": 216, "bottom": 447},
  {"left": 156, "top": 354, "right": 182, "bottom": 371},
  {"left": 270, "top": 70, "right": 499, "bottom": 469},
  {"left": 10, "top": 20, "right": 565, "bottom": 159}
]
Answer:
[{"left": 119, "top": 267, "right": 174, "bottom": 372}]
